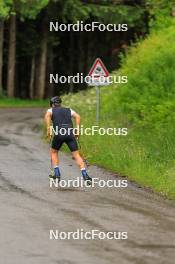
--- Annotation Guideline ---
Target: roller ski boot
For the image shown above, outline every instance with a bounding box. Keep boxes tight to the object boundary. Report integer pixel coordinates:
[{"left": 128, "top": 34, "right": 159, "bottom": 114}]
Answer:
[
  {"left": 81, "top": 169, "right": 92, "bottom": 185},
  {"left": 49, "top": 166, "right": 61, "bottom": 181}
]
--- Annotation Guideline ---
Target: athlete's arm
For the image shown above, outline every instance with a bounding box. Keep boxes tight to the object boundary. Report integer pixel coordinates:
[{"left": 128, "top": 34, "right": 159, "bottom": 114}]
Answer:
[
  {"left": 44, "top": 111, "right": 52, "bottom": 139},
  {"left": 72, "top": 111, "right": 81, "bottom": 138}
]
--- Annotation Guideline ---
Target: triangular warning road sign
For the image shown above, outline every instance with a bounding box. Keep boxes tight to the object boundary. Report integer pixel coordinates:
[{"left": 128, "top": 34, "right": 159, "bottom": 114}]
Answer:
[{"left": 88, "top": 58, "right": 109, "bottom": 78}]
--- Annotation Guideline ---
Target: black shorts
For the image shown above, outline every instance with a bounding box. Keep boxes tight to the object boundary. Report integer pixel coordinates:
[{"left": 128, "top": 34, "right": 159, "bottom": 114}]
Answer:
[{"left": 51, "top": 134, "right": 78, "bottom": 152}]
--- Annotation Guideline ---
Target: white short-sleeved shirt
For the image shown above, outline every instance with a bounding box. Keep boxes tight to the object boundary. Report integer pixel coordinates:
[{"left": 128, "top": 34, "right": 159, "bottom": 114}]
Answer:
[{"left": 47, "top": 108, "right": 76, "bottom": 117}]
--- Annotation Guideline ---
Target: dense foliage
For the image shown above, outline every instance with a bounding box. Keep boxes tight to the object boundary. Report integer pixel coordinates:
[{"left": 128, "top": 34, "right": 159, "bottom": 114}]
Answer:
[
  {"left": 110, "top": 23, "right": 175, "bottom": 131},
  {"left": 0, "top": 0, "right": 150, "bottom": 98}
]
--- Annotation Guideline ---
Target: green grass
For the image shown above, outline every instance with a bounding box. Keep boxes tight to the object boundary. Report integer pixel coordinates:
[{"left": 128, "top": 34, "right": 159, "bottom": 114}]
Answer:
[
  {"left": 0, "top": 98, "right": 48, "bottom": 108},
  {"left": 61, "top": 90, "right": 175, "bottom": 199}
]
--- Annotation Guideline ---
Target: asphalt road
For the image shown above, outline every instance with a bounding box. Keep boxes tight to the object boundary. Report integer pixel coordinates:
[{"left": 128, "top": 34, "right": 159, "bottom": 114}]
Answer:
[{"left": 0, "top": 108, "right": 175, "bottom": 264}]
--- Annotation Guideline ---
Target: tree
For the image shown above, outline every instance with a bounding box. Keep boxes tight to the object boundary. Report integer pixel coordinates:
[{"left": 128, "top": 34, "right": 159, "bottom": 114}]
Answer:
[
  {"left": 35, "top": 9, "right": 48, "bottom": 99},
  {"left": 7, "top": 0, "right": 49, "bottom": 97},
  {"left": 18, "top": 0, "right": 49, "bottom": 99},
  {"left": 0, "top": 20, "right": 4, "bottom": 95},
  {"left": 7, "top": 8, "right": 16, "bottom": 97},
  {"left": 0, "top": 0, "right": 12, "bottom": 95}
]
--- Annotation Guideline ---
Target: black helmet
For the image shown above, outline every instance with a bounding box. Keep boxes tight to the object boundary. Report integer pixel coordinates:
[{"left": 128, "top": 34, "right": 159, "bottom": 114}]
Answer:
[{"left": 50, "top": 96, "right": 62, "bottom": 107}]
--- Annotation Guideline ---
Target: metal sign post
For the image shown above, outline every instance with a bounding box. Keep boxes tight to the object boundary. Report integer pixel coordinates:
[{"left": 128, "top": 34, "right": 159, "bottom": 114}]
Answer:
[
  {"left": 88, "top": 58, "right": 110, "bottom": 124},
  {"left": 96, "top": 86, "right": 100, "bottom": 123}
]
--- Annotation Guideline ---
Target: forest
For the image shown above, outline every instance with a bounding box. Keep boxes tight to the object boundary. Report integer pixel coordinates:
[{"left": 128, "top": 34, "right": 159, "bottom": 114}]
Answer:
[{"left": 0, "top": 0, "right": 151, "bottom": 99}]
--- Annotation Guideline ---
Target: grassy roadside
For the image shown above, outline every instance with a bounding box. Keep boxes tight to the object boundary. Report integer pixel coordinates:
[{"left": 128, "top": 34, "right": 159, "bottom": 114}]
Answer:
[
  {"left": 0, "top": 98, "right": 48, "bottom": 108},
  {"left": 61, "top": 89, "right": 175, "bottom": 200}
]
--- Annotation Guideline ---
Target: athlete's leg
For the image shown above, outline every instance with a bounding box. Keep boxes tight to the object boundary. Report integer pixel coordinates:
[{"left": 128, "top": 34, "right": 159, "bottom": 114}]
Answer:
[
  {"left": 50, "top": 135, "right": 63, "bottom": 178},
  {"left": 72, "top": 150, "right": 85, "bottom": 169},
  {"left": 50, "top": 148, "right": 59, "bottom": 167},
  {"left": 72, "top": 150, "right": 92, "bottom": 183},
  {"left": 66, "top": 136, "right": 92, "bottom": 183},
  {"left": 50, "top": 147, "right": 61, "bottom": 178}
]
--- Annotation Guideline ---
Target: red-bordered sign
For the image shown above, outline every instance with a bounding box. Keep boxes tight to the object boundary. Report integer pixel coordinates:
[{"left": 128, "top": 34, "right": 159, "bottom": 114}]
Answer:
[
  {"left": 87, "top": 58, "right": 110, "bottom": 86},
  {"left": 88, "top": 58, "right": 109, "bottom": 78}
]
